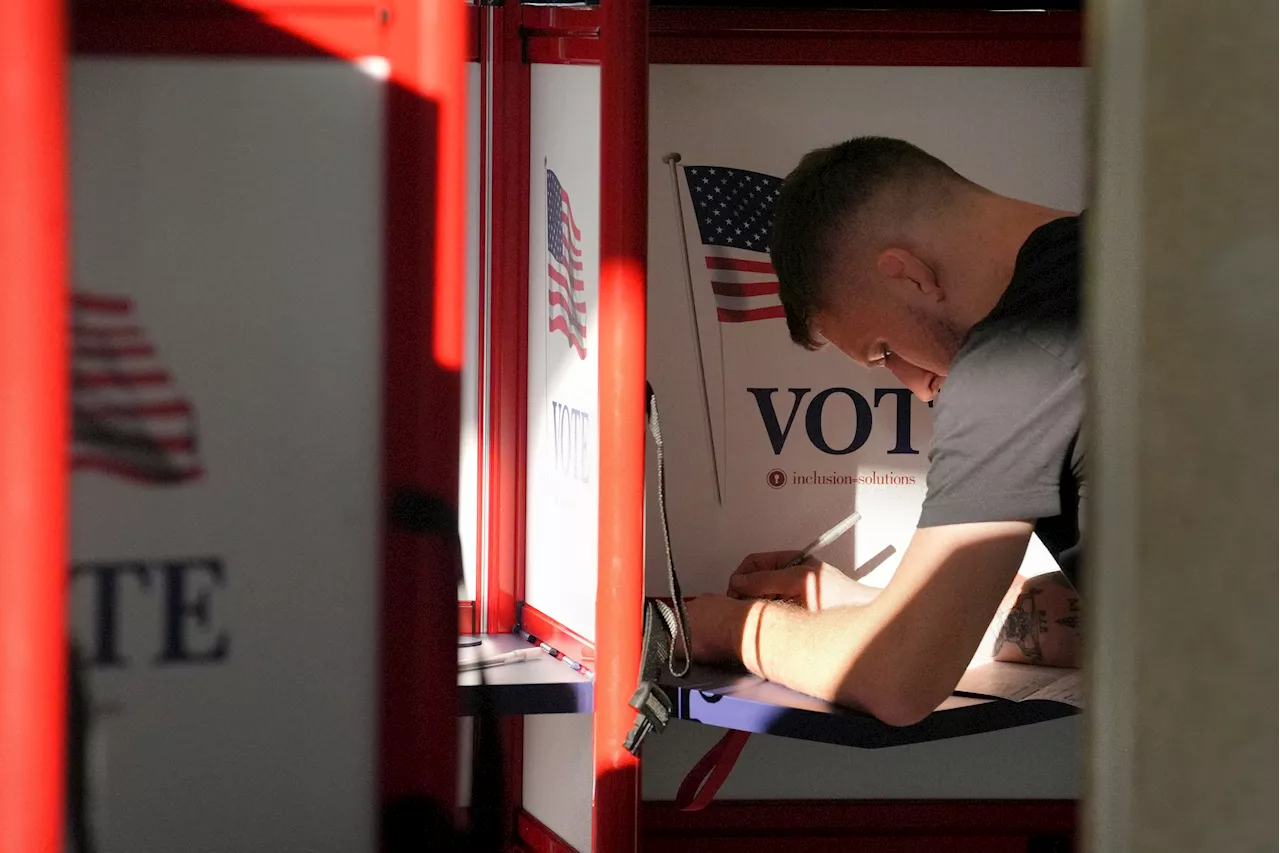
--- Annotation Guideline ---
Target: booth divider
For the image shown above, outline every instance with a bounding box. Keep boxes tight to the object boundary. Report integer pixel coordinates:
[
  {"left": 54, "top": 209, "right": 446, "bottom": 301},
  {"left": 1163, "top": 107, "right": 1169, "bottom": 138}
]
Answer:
[
  {"left": 595, "top": 2, "right": 650, "bottom": 850},
  {"left": 0, "top": 5, "right": 69, "bottom": 851}
]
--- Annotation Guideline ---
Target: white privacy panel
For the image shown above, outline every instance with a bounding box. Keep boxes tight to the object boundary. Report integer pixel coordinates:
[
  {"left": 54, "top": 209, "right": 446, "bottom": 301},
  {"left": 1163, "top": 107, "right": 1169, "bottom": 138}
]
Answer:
[
  {"left": 645, "top": 64, "right": 1086, "bottom": 597},
  {"left": 522, "top": 714, "right": 595, "bottom": 853},
  {"left": 643, "top": 63, "right": 1087, "bottom": 801},
  {"left": 525, "top": 64, "right": 603, "bottom": 641},
  {"left": 70, "top": 58, "right": 382, "bottom": 853}
]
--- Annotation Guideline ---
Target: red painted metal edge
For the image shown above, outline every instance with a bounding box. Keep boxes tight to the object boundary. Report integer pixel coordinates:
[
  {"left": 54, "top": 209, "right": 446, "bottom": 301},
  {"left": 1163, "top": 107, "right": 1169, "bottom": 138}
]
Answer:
[
  {"left": 525, "top": 39, "right": 602, "bottom": 66},
  {"left": 649, "top": 33, "right": 1080, "bottom": 67},
  {"left": 645, "top": 8, "right": 1082, "bottom": 36},
  {"left": 516, "top": 809, "right": 582, "bottom": 853},
  {"left": 71, "top": 0, "right": 481, "bottom": 60},
  {"left": 520, "top": 603, "right": 597, "bottom": 667},
  {"left": 476, "top": 6, "right": 529, "bottom": 847},
  {"left": 467, "top": 4, "right": 480, "bottom": 63},
  {"left": 0, "top": 3, "right": 69, "bottom": 851},
  {"left": 524, "top": 9, "right": 1081, "bottom": 68},
  {"left": 481, "top": 0, "right": 530, "bottom": 635},
  {"left": 640, "top": 800, "right": 1078, "bottom": 836},
  {"left": 521, "top": 3, "right": 599, "bottom": 65},
  {"left": 500, "top": 717, "right": 525, "bottom": 847},
  {"left": 515, "top": 799, "right": 1074, "bottom": 853},
  {"left": 520, "top": 5, "right": 599, "bottom": 35},
  {"left": 71, "top": 1, "right": 381, "bottom": 58},
  {"left": 594, "top": 1, "right": 648, "bottom": 852},
  {"left": 377, "top": 0, "right": 466, "bottom": 821}
]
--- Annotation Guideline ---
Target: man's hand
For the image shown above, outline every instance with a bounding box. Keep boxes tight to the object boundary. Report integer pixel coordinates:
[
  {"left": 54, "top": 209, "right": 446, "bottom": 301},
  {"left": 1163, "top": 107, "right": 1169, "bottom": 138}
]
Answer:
[
  {"left": 727, "top": 551, "right": 881, "bottom": 612},
  {"left": 682, "top": 594, "right": 757, "bottom": 665}
]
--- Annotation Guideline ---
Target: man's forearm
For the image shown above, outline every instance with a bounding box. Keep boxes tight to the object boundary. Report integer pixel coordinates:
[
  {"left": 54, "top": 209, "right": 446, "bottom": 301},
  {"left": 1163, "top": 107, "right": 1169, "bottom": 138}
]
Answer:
[
  {"left": 722, "top": 520, "right": 1038, "bottom": 726},
  {"left": 738, "top": 599, "right": 939, "bottom": 726}
]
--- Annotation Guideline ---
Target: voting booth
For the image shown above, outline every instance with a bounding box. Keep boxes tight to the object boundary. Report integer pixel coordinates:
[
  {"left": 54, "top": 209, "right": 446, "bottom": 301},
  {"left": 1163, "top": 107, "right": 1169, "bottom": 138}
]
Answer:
[
  {"left": 5, "top": 2, "right": 471, "bottom": 852},
  {"left": 1, "top": 3, "right": 1086, "bottom": 853},
  {"left": 483, "top": 5, "right": 1087, "bottom": 853}
]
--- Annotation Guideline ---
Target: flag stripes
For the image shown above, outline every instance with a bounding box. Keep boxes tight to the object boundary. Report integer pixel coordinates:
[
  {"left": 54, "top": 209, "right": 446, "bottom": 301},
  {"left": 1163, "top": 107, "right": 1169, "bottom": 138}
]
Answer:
[
  {"left": 546, "top": 168, "right": 588, "bottom": 359},
  {"left": 72, "top": 292, "right": 204, "bottom": 484}
]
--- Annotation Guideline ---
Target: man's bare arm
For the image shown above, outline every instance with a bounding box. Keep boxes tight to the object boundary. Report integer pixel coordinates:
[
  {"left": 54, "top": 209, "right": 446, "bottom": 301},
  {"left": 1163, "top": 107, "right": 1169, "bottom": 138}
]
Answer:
[
  {"left": 727, "top": 521, "right": 1035, "bottom": 726},
  {"left": 980, "top": 570, "right": 1082, "bottom": 667}
]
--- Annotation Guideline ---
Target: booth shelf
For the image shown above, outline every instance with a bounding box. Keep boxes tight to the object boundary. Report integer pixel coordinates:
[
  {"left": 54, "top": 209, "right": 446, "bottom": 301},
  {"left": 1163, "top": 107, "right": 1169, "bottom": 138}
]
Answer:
[
  {"left": 662, "top": 667, "right": 1078, "bottom": 749},
  {"left": 460, "top": 643, "right": 1077, "bottom": 750},
  {"left": 458, "top": 634, "right": 593, "bottom": 717}
]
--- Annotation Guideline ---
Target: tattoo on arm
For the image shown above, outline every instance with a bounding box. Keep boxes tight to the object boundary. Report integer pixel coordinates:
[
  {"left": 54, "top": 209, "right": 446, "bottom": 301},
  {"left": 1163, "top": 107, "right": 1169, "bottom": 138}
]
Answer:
[
  {"left": 1055, "top": 597, "right": 1081, "bottom": 630},
  {"left": 991, "top": 587, "right": 1047, "bottom": 663}
]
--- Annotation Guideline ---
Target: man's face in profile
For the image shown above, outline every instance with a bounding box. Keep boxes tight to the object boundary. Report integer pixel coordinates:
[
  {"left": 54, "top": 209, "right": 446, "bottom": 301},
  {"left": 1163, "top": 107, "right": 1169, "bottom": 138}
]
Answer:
[{"left": 816, "top": 276, "right": 957, "bottom": 403}]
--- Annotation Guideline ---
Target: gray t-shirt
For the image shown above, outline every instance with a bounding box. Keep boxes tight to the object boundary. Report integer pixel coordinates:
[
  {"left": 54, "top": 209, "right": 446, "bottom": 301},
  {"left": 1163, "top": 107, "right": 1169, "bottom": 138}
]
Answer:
[{"left": 918, "top": 215, "right": 1085, "bottom": 584}]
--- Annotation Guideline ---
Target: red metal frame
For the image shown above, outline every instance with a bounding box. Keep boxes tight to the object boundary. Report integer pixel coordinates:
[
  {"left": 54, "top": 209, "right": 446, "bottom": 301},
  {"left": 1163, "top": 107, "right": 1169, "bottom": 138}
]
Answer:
[
  {"left": 521, "top": 5, "right": 601, "bottom": 65},
  {"left": 480, "top": 0, "right": 530, "bottom": 636},
  {"left": 523, "top": 7, "right": 1082, "bottom": 67},
  {"left": 515, "top": 799, "right": 1077, "bottom": 853},
  {"left": 0, "top": 5, "right": 69, "bottom": 851},
  {"left": 641, "top": 800, "right": 1077, "bottom": 852},
  {"left": 475, "top": 5, "right": 530, "bottom": 847},
  {"left": 377, "top": 0, "right": 467, "bottom": 823},
  {"left": 72, "top": 0, "right": 380, "bottom": 58},
  {"left": 72, "top": 1, "right": 481, "bottom": 61},
  {"left": 594, "top": 1, "right": 650, "bottom": 851}
]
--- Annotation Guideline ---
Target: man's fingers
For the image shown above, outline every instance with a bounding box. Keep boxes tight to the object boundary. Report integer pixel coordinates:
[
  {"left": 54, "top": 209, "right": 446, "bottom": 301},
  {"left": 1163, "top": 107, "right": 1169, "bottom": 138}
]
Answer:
[
  {"left": 728, "top": 567, "right": 808, "bottom": 599},
  {"left": 732, "top": 550, "right": 808, "bottom": 577}
]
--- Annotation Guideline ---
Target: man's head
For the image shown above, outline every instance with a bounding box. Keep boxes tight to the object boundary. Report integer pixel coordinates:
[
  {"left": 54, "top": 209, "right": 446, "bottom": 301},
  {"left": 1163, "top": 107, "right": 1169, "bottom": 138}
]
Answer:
[{"left": 771, "top": 137, "right": 1015, "bottom": 401}]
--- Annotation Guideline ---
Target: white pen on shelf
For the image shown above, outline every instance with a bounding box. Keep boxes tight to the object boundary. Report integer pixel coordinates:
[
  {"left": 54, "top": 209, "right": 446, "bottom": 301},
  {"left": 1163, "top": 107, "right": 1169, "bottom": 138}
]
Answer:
[
  {"left": 516, "top": 630, "right": 593, "bottom": 679},
  {"left": 457, "top": 648, "right": 534, "bottom": 672}
]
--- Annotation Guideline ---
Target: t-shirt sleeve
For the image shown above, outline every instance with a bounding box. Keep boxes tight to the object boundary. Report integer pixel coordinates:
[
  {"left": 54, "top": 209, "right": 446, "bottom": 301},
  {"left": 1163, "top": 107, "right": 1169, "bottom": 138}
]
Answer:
[{"left": 918, "top": 331, "right": 1083, "bottom": 528}]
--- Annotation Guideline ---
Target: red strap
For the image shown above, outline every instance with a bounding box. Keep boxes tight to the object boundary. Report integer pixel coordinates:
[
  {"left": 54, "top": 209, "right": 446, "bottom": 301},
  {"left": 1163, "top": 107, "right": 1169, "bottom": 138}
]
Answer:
[{"left": 673, "top": 729, "right": 751, "bottom": 811}]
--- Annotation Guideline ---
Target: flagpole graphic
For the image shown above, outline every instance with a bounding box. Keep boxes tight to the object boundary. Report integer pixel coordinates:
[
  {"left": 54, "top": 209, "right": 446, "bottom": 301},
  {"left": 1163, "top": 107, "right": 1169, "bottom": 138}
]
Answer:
[
  {"left": 663, "top": 151, "right": 723, "bottom": 505},
  {"left": 672, "top": 162, "right": 787, "bottom": 502}
]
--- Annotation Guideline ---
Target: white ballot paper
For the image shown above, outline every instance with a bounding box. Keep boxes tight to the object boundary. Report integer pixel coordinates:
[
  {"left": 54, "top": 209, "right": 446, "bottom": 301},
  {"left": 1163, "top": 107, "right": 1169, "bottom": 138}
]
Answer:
[{"left": 955, "top": 661, "right": 1085, "bottom": 709}]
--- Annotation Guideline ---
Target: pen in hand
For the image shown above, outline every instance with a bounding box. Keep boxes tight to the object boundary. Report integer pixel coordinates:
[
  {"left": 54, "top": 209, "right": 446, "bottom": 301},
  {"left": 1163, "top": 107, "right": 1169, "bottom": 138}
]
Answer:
[
  {"left": 727, "top": 508, "right": 864, "bottom": 601},
  {"left": 780, "top": 509, "right": 862, "bottom": 569}
]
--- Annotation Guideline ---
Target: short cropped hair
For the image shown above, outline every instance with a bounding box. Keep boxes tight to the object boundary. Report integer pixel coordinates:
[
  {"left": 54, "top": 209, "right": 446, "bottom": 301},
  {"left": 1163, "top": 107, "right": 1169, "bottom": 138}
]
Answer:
[{"left": 769, "top": 137, "right": 969, "bottom": 350}]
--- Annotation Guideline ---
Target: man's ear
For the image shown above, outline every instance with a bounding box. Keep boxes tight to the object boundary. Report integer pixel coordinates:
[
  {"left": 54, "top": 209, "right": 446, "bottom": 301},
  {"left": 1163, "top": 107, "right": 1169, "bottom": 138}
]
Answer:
[{"left": 875, "top": 248, "right": 941, "bottom": 302}]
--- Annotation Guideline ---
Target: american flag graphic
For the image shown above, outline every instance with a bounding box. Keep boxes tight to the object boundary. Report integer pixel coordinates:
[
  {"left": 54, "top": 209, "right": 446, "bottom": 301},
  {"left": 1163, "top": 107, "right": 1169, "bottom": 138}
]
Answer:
[
  {"left": 683, "top": 165, "right": 785, "bottom": 323},
  {"left": 72, "top": 292, "right": 204, "bottom": 484},
  {"left": 546, "top": 168, "right": 587, "bottom": 359}
]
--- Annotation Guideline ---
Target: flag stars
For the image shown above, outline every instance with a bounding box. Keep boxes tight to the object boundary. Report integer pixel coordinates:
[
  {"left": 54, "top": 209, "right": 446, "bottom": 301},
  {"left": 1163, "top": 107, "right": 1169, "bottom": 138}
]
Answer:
[{"left": 684, "top": 165, "right": 781, "bottom": 247}]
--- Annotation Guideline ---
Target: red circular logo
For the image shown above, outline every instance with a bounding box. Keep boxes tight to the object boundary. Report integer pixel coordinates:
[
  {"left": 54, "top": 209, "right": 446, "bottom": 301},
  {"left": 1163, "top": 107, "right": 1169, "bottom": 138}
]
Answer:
[{"left": 766, "top": 469, "right": 787, "bottom": 489}]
